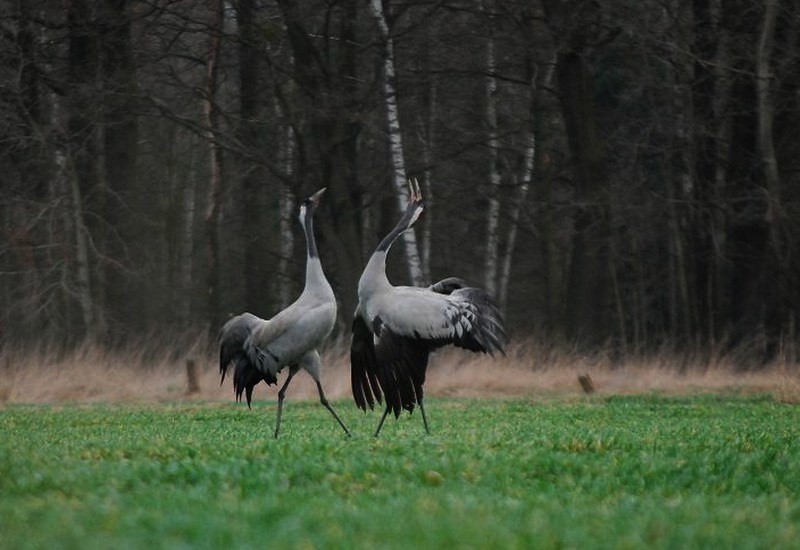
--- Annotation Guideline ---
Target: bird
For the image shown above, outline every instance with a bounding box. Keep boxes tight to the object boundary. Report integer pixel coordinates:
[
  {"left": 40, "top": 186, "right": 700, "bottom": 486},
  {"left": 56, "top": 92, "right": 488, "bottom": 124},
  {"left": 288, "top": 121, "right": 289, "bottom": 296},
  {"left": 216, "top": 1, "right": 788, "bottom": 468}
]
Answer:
[
  {"left": 218, "top": 187, "right": 350, "bottom": 439},
  {"left": 350, "top": 180, "right": 507, "bottom": 436}
]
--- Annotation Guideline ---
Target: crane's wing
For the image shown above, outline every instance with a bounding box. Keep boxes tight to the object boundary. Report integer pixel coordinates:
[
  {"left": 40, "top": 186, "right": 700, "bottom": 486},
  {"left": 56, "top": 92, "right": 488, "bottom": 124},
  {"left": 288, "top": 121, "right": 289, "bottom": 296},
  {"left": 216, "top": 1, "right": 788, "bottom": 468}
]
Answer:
[
  {"left": 448, "top": 287, "right": 508, "bottom": 354},
  {"left": 243, "top": 312, "right": 293, "bottom": 377},
  {"left": 350, "top": 306, "right": 383, "bottom": 412},
  {"left": 351, "top": 286, "right": 507, "bottom": 419},
  {"left": 381, "top": 287, "right": 507, "bottom": 355},
  {"left": 428, "top": 277, "right": 468, "bottom": 295}
]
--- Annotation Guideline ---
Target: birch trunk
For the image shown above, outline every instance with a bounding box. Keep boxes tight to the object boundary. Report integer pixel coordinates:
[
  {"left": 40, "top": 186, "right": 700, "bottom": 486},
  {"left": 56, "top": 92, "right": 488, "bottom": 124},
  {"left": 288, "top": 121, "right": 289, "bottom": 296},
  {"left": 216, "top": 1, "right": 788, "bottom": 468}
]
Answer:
[
  {"left": 369, "top": 0, "right": 424, "bottom": 286},
  {"left": 203, "top": 0, "right": 224, "bottom": 333},
  {"left": 497, "top": 58, "right": 556, "bottom": 311},
  {"left": 498, "top": 135, "right": 533, "bottom": 311},
  {"left": 482, "top": 0, "right": 501, "bottom": 297}
]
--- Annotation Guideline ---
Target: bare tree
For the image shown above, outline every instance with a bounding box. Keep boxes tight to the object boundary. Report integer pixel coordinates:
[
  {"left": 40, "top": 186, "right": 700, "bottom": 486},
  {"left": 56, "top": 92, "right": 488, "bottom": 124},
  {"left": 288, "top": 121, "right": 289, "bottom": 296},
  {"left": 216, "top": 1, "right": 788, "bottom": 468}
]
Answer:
[
  {"left": 369, "top": 0, "right": 425, "bottom": 286},
  {"left": 482, "top": 0, "right": 502, "bottom": 298},
  {"left": 203, "top": 0, "right": 224, "bottom": 333}
]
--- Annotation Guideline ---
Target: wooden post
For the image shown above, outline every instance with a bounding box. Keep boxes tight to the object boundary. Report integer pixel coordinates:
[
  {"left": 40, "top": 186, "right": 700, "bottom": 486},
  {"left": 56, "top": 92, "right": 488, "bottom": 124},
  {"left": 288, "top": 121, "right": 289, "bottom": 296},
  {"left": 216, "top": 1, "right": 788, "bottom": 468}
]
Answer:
[
  {"left": 186, "top": 359, "right": 200, "bottom": 395},
  {"left": 578, "top": 373, "right": 595, "bottom": 394}
]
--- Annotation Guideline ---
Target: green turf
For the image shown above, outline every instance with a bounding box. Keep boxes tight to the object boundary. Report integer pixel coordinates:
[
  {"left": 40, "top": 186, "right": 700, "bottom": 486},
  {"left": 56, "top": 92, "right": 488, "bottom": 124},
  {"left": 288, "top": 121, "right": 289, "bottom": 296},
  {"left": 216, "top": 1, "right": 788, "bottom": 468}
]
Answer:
[{"left": 1, "top": 395, "right": 798, "bottom": 549}]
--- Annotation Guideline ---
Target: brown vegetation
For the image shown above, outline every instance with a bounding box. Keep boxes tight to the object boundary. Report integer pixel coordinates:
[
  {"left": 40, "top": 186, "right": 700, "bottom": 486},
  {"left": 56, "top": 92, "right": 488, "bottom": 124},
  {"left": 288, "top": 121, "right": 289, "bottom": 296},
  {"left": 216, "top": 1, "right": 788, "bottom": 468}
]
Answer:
[{"left": 2, "top": 340, "right": 798, "bottom": 406}]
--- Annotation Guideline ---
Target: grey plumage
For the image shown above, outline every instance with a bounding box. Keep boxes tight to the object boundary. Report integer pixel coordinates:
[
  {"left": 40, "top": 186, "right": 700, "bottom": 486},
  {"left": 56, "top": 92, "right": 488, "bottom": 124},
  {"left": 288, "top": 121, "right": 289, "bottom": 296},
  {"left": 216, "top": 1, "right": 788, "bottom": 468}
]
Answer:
[
  {"left": 218, "top": 188, "right": 350, "bottom": 439},
  {"left": 351, "top": 181, "right": 507, "bottom": 436}
]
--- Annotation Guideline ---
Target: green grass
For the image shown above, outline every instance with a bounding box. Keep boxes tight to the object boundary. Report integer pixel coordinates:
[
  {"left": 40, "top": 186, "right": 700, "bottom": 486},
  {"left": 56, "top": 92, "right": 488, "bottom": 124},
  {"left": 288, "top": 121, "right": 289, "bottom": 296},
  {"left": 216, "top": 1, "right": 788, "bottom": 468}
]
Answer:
[{"left": 1, "top": 395, "right": 799, "bottom": 549}]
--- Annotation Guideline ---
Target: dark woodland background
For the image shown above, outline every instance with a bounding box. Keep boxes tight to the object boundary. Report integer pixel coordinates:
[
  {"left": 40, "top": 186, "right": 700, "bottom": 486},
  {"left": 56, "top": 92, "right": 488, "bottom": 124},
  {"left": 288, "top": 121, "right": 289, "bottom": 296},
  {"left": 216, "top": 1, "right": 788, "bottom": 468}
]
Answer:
[{"left": 2, "top": 0, "right": 799, "bottom": 366}]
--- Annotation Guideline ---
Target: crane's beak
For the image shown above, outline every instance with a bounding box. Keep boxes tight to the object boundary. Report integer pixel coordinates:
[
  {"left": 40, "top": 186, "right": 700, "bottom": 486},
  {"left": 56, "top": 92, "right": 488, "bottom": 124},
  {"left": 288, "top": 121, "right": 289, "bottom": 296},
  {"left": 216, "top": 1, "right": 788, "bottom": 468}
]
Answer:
[{"left": 309, "top": 187, "right": 326, "bottom": 207}]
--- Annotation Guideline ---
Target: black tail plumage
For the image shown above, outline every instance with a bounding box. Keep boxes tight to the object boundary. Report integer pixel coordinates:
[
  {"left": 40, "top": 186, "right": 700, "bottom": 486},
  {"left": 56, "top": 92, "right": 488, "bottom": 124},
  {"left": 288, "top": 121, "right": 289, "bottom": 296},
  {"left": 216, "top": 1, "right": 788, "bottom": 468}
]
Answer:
[{"left": 232, "top": 355, "right": 277, "bottom": 408}]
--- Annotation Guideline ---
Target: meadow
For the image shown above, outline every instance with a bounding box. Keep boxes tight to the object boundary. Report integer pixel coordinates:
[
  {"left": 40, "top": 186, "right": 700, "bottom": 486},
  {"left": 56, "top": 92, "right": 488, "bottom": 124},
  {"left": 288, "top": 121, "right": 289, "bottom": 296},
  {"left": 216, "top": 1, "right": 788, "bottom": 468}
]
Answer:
[{"left": 1, "top": 394, "right": 799, "bottom": 549}]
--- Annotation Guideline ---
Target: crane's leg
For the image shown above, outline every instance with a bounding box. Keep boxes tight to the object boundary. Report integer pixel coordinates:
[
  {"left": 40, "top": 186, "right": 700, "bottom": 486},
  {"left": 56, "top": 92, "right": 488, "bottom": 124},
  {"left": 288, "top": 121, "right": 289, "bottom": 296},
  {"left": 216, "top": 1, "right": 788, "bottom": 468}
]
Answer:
[
  {"left": 274, "top": 369, "right": 297, "bottom": 439},
  {"left": 374, "top": 406, "right": 391, "bottom": 437},
  {"left": 418, "top": 399, "right": 430, "bottom": 435},
  {"left": 314, "top": 380, "right": 350, "bottom": 437}
]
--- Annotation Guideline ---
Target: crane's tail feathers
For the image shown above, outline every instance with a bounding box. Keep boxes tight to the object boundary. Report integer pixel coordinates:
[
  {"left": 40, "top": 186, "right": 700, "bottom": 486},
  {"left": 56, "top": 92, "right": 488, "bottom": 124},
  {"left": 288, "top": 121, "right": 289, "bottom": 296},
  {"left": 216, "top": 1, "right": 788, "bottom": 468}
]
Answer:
[
  {"left": 219, "top": 341, "right": 239, "bottom": 385},
  {"left": 244, "top": 342, "right": 279, "bottom": 384},
  {"left": 232, "top": 355, "right": 277, "bottom": 409}
]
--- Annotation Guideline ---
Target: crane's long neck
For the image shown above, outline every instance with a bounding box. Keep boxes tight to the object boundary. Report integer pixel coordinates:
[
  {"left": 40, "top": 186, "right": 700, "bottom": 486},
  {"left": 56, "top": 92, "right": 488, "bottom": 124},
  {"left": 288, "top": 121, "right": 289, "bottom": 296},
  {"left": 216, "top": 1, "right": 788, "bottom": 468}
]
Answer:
[
  {"left": 300, "top": 205, "right": 330, "bottom": 294},
  {"left": 302, "top": 205, "right": 319, "bottom": 260},
  {"left": 359, "top": 215, "right": 409, "bottom": 298}
]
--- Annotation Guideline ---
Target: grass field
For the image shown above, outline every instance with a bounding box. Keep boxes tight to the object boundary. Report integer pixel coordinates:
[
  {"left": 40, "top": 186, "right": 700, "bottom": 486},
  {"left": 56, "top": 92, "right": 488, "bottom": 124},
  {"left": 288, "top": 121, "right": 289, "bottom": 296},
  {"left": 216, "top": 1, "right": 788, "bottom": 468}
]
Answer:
[{"left": 1, "top": 394, "right": 799, "bottom": 549}]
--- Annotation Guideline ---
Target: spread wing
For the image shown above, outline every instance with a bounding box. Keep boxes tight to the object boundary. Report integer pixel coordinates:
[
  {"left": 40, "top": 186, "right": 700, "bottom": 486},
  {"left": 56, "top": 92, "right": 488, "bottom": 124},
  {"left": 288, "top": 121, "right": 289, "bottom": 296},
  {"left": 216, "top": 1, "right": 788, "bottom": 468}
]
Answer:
[
  {"left": 381, "top": 287, "right": 507, "bottom": 355},
  {"left": 350, "top": 283, "right": 507, "bottom": 418}
]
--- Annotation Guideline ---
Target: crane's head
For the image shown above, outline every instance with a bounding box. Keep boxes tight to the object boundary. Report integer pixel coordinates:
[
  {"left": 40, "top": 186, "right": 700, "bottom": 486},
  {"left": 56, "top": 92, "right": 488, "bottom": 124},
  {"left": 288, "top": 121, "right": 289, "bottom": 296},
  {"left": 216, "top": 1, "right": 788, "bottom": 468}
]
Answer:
[
  {"left": 403, "top": 178, "right": 424, "bottom": 229},
  {"left": 298, "top": 187, "right": 326, "bottom": 225},
  {"left": 301, "top": 187, "right": 326, "bottom": 210},
  {"left": 307, "top": 187, "right": 326, "bottom": 208}
]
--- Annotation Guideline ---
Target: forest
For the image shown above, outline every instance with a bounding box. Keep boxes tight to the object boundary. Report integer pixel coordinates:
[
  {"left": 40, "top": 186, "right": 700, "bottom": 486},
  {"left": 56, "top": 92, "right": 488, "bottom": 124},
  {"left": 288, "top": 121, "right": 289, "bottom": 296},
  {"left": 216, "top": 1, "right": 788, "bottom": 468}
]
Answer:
[{"left": 1, "top": 0, "right": 799, "bottom": 366}]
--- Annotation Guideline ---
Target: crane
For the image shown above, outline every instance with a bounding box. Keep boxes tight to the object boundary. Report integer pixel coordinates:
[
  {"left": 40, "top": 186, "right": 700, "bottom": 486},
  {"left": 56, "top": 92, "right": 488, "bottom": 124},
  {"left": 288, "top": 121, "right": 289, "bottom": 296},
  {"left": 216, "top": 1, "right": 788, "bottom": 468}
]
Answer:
[
  {"left": 219, "top": 188, "right": 350, "bottom": 439},
  {"left": 351, "top": 181, "right": 507, "bottom": 436}
]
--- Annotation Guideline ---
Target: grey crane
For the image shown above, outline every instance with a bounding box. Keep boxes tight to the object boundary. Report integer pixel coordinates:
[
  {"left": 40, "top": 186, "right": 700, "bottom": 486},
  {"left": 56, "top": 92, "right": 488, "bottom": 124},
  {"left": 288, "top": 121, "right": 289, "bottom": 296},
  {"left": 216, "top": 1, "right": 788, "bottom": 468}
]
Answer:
[
  {"left": 350, "top": 181, "right": 507, "bottom": 436},
  {"left": 219, "top": 188, "right": 350, "bottom": 439}
]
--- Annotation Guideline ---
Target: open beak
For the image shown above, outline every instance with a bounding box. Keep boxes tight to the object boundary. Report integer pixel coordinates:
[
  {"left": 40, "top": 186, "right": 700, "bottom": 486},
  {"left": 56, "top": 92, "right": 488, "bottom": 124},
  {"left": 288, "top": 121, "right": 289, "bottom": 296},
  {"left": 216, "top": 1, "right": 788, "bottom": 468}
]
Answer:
[{"left": 309, "top": 187, "right": 326, "bottom": 207}]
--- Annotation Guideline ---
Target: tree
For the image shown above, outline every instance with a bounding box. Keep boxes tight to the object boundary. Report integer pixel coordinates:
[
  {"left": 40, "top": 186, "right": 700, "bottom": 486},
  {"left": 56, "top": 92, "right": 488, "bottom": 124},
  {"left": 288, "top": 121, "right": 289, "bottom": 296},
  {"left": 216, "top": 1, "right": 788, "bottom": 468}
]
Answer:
[
  {"left": 369, "top": 0, "right": 425, "bottom": 286},
  {"left": 541, "top": 0, "right": 614, "bottom": 346},
  {"left": 202, "top": 0, "right": 224, "bottom": 334}
]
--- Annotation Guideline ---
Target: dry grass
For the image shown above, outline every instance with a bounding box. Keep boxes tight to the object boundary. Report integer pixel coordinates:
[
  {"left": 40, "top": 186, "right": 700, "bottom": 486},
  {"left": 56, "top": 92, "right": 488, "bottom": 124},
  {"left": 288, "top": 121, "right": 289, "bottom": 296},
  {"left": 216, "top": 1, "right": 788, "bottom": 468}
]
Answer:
[{"left": 2, "top": 339, "right": 799, "bottom": 406}]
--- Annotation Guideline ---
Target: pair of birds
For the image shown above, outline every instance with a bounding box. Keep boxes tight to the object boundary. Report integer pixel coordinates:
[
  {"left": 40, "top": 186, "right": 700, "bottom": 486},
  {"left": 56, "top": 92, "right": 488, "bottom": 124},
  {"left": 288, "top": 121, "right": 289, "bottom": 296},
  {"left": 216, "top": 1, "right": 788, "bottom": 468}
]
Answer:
[{"left": 219, "top": 182, "right": 507, "bottom": 438}]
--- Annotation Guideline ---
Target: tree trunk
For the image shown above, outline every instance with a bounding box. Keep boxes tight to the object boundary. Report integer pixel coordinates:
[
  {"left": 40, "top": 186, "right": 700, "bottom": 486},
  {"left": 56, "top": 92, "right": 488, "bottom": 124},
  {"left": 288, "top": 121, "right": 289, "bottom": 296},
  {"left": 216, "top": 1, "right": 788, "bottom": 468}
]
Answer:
[
  {"left": 278, "top": 183, "right": 295, "bottom": 309},
  {"left": 101, "top": 0, "right": 139, "bottom": 339},
  {"left": 482, "top": 0, "right": 501, "bottom": 297},
  {"left": 63, "top": 152, "right": 96, "bottom": 343},
  {"left": 690, "top": 0, "right": 721, "bottom": 346},
  {"left": 238, "top": 0, "right": 274, "bottom": 312},
  {"left": 756, "top": 0, "right": 783, "bottom": 296},
  {"left": 277, "top": 0, "right": 364, "bottom": 327},
  {"left": 179, "top": 135, "right": 198, "bottom": 327},
  {"left": 723, "top": 0, "right": 770, "bottom": 360},
  {"left": 556, "top": 51, "right": 611, "bottom": 347},
  {"left": 203, "top": 0, "right": 224, "bottom": 334},
  {"left": 65, "top": 0, "right": 100, "bottom": 343},
  {"left": 369, "top": 0, "right": 425, "bottom": 286},
  {"left": 499, "top": 56, "right": 556, "bottom": 313},
  {"left": 418, "top": 16, "right": 438, "bottom": 282}
]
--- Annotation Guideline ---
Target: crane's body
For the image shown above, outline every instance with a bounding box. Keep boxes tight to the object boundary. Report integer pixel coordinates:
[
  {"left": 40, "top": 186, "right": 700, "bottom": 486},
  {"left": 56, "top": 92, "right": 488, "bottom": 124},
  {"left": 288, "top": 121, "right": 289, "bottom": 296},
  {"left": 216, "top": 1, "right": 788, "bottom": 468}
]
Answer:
[
  {"left": 243, "top": 258, "right": 336, "bottom": 379},
  {"left": 219, "top": 188, "right": 349, "bottom": 439},
  {"left": 351, "top": 181, "right": 507, "bottom": 436}
]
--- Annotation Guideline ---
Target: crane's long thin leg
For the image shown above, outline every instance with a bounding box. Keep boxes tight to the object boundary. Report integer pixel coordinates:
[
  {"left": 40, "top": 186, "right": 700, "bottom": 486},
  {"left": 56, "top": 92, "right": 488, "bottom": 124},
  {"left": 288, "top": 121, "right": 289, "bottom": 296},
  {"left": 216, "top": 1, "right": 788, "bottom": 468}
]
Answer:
[
  {"left": 314, "top": 380, "right": 350, "bottom": 437},
  {"left": 274, "top": 369, "right": 297, "bottom": 439},
  {"left": 418, "top": 399, "right": 430, "bottom": 435},
  {"left": 374, "top": 406, "right": 391, "bottom": 438}
]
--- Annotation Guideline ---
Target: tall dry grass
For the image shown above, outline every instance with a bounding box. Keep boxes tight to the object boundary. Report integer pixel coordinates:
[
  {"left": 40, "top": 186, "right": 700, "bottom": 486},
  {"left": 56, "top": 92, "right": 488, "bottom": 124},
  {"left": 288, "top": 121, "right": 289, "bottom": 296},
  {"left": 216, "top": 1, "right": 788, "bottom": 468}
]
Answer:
[{"left": 2, "top": 337, "right": 799, "bottom": 405}]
